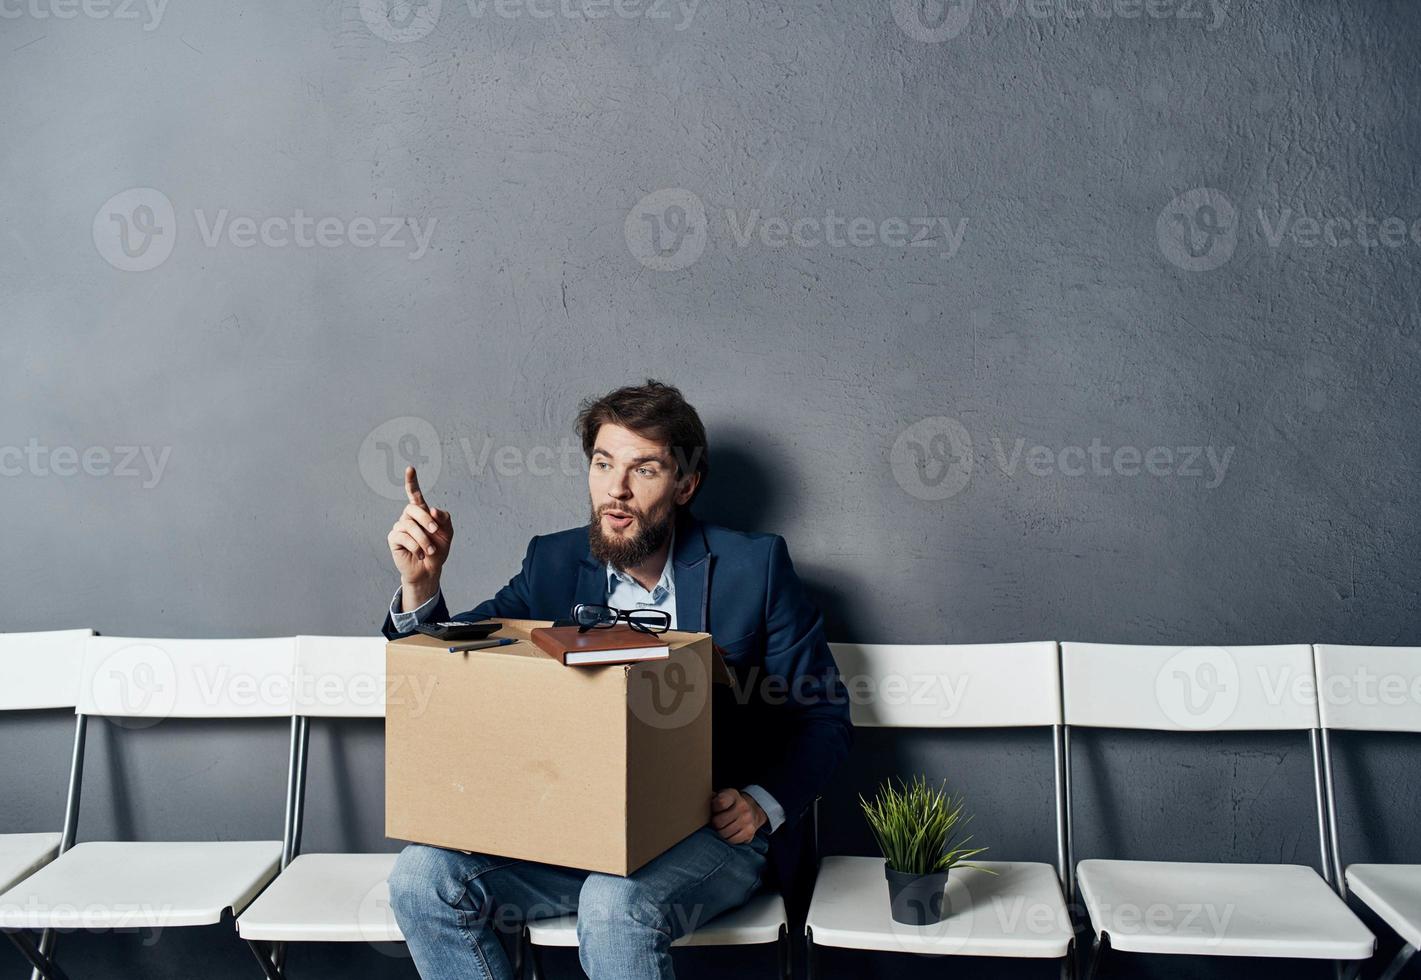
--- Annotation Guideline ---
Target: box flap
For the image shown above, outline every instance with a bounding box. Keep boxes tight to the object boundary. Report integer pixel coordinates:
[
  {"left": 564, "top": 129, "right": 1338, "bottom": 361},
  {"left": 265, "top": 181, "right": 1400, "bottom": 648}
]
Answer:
[{"left": 390, "top": 620, "right": 730, "bottom": 683}]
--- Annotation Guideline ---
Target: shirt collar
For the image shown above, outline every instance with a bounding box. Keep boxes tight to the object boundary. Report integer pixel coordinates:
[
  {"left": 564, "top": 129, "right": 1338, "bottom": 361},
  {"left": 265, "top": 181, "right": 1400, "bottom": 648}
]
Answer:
[{"left": 605, "top": 523, "right": 676, "bottom": 597}]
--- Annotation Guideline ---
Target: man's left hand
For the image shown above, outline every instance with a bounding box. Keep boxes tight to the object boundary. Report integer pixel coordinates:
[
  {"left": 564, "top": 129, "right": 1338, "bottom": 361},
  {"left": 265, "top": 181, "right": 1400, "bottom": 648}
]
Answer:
[{"left": 710, "top": 788, "right": 767, "bottom": 845}]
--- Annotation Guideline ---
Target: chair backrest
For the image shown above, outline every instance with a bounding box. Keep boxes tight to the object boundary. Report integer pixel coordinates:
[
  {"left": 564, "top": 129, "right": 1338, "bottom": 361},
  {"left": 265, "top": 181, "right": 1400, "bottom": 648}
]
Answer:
[
  {"left": 828, "top": 641, "right": 1062, "bottom": 728},
  {"left": 1061, "top": 642, "right": 1318, "bottom": 731},
  {"left": 77, "top": 635, "right": 298, "bottom": 719},
  {"left": 293, "top": 636, "right": 389, "bottom": 719},
  {"left": 1315, "top": 644, "right": 1421, "bottom": 734},
  {"left": 0, "top": 629, "right": 94, "bottom": 711}
]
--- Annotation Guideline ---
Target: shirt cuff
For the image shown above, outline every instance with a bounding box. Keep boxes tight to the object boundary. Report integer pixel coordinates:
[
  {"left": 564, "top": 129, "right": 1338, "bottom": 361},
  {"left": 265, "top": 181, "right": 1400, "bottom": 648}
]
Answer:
[
  {"left": 390, "top": 586, "right": 442, "bottom": 633},
  {"left": 742, "top": 784, "right": 785, "bottom": 834}
]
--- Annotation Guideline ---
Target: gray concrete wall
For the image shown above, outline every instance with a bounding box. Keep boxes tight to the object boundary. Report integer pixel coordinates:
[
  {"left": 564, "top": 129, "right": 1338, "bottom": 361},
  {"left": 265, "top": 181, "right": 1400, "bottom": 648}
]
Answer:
[{"left": 2, "top": 0, "right": 1419, "bottom": 976}]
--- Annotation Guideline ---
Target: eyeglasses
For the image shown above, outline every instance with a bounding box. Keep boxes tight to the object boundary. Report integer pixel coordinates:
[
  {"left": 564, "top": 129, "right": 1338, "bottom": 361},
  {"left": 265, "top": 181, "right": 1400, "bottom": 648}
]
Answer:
[{"left": 571, "top": 603, "right": 672, "bottom": 635}]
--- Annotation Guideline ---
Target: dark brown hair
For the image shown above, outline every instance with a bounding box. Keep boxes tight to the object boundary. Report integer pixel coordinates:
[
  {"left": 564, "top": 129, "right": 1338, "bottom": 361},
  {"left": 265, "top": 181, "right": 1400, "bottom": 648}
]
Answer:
[{"left": 575, "top": 379, "right": 709, "bottom": 506}]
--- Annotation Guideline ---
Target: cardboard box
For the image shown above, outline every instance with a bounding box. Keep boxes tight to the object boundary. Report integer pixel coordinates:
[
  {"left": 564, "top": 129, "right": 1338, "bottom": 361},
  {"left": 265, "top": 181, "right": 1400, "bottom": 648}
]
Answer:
[{"left": 386, "top": 619, "right": 728, "bottom": 876}]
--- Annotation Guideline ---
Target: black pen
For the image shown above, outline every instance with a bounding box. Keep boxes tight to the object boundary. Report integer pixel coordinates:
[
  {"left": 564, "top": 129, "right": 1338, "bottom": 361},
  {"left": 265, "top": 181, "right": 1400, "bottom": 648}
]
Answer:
[{"left": 446, "top": 637, "right": 518, "bottom": 653}]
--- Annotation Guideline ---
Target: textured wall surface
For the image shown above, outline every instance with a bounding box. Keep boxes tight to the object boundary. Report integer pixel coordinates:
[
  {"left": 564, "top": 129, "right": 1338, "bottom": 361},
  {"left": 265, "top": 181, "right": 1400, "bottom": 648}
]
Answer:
[{"left": 3, "top": 0, "right": 1420, "bottom": 977}]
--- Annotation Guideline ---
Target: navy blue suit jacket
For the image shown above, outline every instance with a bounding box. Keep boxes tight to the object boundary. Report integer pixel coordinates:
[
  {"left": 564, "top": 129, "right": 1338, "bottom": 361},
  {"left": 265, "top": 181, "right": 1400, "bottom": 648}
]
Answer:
[{"left": 381, "top": 509, "right": 854, "bottom": 898}]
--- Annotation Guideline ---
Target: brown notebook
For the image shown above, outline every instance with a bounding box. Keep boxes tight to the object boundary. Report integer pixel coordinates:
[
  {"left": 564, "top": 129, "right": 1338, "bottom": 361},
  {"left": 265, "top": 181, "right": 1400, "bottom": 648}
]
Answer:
[{"left": 530, "top": 625, "right": 671, "bottom": 667}]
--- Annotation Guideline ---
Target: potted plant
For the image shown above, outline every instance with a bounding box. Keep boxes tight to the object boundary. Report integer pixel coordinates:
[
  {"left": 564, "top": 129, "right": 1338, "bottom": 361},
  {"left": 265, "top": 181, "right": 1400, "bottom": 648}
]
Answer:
[{"left": 860, "top": 774, "right": 993, "bottom": 926}]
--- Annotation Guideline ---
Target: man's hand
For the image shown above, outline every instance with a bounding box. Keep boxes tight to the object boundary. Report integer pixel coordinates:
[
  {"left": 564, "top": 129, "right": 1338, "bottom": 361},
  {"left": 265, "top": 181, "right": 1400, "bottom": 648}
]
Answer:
[
  {"left": 710, "top": 789, "right": 767, "bottom": 846},
  {"left": 387, "top": 466, "right": 454, "bottom": 610}
]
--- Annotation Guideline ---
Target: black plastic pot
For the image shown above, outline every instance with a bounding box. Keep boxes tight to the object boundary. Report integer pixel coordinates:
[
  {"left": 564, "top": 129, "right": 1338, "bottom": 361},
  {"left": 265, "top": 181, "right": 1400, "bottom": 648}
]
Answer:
[{"left": 883, "top": 864, "right": 951, "bottom": 925}]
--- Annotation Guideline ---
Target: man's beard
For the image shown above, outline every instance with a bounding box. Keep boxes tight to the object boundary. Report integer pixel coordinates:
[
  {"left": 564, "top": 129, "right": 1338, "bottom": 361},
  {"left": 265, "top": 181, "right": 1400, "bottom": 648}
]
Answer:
[{"left": 588, "top": 503, "right": 675, "bottom": 570}]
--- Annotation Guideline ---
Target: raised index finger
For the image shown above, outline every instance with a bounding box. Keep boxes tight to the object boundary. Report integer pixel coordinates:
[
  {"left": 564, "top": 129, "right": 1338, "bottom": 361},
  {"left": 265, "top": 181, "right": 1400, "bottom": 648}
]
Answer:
[{"left": 404, "top": 466, "right": 427, "bottom": 507}]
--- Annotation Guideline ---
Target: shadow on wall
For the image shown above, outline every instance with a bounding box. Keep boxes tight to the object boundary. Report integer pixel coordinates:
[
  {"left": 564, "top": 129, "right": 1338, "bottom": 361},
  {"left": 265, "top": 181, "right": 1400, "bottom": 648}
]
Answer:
[
  {"left": 691, "top": 426, "right": 867, "bottom": 642},
  {"left": 691, "top": 425, "right": 791, "bottom": 534}
]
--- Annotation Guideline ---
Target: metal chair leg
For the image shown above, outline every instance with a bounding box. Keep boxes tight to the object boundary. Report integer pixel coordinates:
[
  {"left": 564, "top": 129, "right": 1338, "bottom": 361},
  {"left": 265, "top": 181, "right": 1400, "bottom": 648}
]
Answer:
[
  {"left": 528, "top": 939, "right": 547, "bottom": 980},
  {"left": 1084, "top": 931, "right": 1109, "bottom": 980},
  {"left": 804, "top": 926, "right": 818, "bottom": 980},
  {"left": 1060, "top": 937, "right": 1076, "bottom": 980},
  {"left": 776, "top": 923, "right": 790, "bottom": 980},
  {"left": 30, "top": 929, "right": 59, "bottom": 980},
  {"left": 1377, "top": 943, "right": 1418, "bottom": 980},
  {"left": 245, "top": 939, "right": 286, "bottom": 980},
  {"left": 5, "top": 931, "right": 71, "bottom": 980}
]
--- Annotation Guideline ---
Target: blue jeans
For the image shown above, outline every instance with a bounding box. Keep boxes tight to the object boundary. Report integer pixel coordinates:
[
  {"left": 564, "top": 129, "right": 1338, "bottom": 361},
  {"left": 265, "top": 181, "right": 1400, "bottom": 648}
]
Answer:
[{"left": 388, "top": 824, "right": 771, "bottom": 980}]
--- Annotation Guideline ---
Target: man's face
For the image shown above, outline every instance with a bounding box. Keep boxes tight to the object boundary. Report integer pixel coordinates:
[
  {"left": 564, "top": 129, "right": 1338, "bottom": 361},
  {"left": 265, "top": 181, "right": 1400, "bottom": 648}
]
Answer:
[{"left": 586, "top": 423, "right": 698, "bottom": 568}]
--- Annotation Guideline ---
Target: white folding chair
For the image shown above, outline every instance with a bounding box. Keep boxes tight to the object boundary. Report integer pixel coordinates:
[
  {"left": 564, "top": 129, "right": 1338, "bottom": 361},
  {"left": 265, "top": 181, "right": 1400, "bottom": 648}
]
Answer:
[
  {"left": 524, "top": 891, "right": 790, "bottom": 978},
  {"left": 1315, "top": 643, "right": 1421, "bottom": 980},
  {"left": 0, "top": 635, "right": 298, "bottom": 980},
  {"left": 0, "top": 629, "right": 93, "bottom": 980},
  {"left": 1062, "top": 642, "right": 1374, "bottom": 978},
  {"left": 524, "top": 640, "right": 792, "bottom": 980},
  {"left": 803, "top": 642, "right": 1074, "bottom": 979},
  {"left": 236, "top": 635, "right": 404, "bottom": 978}
]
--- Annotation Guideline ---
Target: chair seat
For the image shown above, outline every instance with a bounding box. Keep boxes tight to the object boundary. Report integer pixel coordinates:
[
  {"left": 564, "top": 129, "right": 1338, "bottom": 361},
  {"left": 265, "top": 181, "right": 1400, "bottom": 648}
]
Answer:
[
  {"left": 0, "top": 833, "right": 61, "bottom": 894},
  {"left": 0, "top": 840, "right": 282, "bottom": 930},
  {"left": 1076, "top": 859, "right": 1374, "bottom": 959},
  {"left": 526, "top": 890, "right": 786, "bottom": 947},
  {"left": 1347, "top": 864, "right": 1421, "bottom": 950},
  {"left": 237, "top": 852, "right": 403, "bottom": 943},
  {"left": 804, "top": 856, "right": 1072, "bottom": 958}
]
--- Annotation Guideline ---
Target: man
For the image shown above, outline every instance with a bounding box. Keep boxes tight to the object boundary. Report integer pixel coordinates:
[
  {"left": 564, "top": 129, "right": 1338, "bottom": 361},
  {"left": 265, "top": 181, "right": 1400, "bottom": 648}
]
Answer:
[{"left": 381, "top": 379, "right": 853, "bottom": 980}]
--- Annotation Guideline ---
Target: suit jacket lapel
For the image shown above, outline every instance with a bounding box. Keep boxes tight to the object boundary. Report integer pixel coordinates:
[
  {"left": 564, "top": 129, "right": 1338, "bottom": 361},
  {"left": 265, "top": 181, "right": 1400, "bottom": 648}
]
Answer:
[
  {"left": 672, "top": 512, "right": 712, "bottom": 634},
  {"left": 574, "top": 552, "right": 608, "bottom": 612}
]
